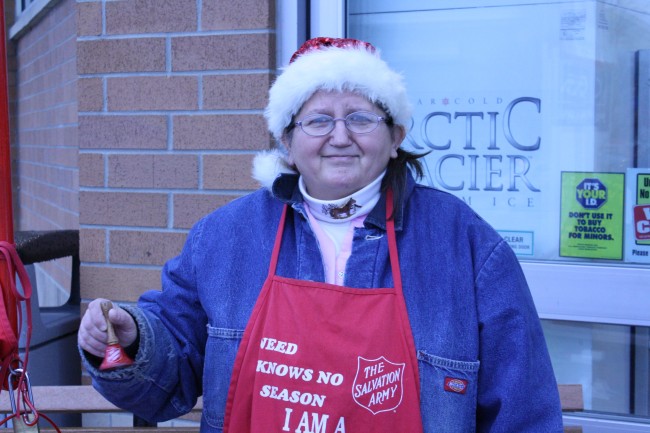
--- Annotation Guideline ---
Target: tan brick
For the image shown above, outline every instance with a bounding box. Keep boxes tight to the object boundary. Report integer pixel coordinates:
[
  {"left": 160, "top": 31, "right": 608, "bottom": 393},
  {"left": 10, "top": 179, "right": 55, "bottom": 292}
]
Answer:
[
  {"left": 106, "top": 0, "right": 197, "bottom": 34},
  {"left": 202, "top": 154, "right": 258, "bottom": 190},
  {"left": 108, "top": 154, "right": 198, "bottom": 188},
  {"left": 79, "top": 115, "right": 167, "bottom": 149},
  {"left": 173, "top": 193, "right": 238, "bottom": 229},
  {"left": 172, "top": 33, "right": 274, "bottom": 72},
  {"left": 81, "top": 265, "right": 161, "bottom": 302},
  {"left": 19, "top": 145, "right": 78, "bottom": 169},
  {"left": 78, "top": 78, "right": 104, "bottom": 112},
  {"left": 202, "top": 0, "right": 274, "bottom": 30},
  {"left": 77, "top": 1, "right": 103, "bottom": 37},
  {"left": 80, "top": 191, "right": 168, "bottom": 227},
  {"left": 79, "top": 153, "right": 105, "bottom": 187},
  {"left": 107, "top": 76, "right": 198, "bottom": 111},
  {"left": 80, "top": 228, "right": 106, "bottom": 263},
  {"left": 108, "top": 154, "right": 154, "bottom": 188},
  {"left": 77, "top": 38, "right": 166, "bottom": 74},
  {"left": 173, "top": 114, "right": 270, "bottom": 150},
  {"left": 18, "top": 164, "right": 77, "bottom": 197},
  {"left": 152, "top": 154, "right": 199, "bottom": 188},
  {"left": 110, "top": 230, "right": 187, "bottom": 265},
  {"left": 203, "top": 74, "right": 271, "bottom": 110}
]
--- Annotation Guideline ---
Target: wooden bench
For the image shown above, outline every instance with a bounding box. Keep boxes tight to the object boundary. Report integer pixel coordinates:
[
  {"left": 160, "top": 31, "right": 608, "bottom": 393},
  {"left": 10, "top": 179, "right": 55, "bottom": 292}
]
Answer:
[
  {"left": 2, "top": 384, "right": 583, "bottom": 432},
  {"left": 0, "top": 385, "right": 201, "bottom": 432}
]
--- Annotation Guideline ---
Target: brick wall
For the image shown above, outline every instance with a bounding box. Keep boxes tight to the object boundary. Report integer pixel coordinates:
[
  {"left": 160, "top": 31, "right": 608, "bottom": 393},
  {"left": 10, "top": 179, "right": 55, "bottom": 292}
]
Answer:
[
  {"left": 12, "top": 0, "right": 79, "bottom": 305},
  {"left": 76, "top": 0, "right": 276, "bottom": 307}
]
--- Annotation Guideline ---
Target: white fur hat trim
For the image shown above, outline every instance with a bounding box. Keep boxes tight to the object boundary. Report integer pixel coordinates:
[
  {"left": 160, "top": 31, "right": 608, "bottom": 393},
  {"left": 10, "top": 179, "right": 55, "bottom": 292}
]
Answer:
[
  {"left": 264, "top": 45, "right": 412, "bottom": 143},
  {"left": 252, "top": 149, "right": 296, "bottom": 190}
]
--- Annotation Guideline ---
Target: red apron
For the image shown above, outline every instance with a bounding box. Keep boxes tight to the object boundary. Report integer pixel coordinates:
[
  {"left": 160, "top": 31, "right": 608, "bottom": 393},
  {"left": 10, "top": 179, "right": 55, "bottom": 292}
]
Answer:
[{"left": 223, "top": 192, "right": 424, "bottom": 433}]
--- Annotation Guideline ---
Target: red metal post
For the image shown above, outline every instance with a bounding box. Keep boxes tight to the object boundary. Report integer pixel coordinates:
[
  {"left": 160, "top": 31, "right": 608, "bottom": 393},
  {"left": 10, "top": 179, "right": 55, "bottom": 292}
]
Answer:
[
  {"left": 0, "top": 0, "right": 14, "bottom": 243},
  {"left": 0, "top": 0, "right": 18, "bottom": 354}
]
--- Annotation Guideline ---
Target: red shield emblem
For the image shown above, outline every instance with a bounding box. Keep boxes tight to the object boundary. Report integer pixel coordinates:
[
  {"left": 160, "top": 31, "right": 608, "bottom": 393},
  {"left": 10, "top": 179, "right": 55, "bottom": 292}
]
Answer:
[{"left": 352, "top": 356, "right": 405, "bottom": 414}]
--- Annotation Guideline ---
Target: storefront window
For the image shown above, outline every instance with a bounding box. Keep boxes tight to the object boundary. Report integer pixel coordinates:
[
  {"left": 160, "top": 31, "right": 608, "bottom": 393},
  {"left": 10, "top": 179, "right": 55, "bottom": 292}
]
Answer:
[
  {"left": 543, "top": 319, "right": 649, "bottom": 418},
  {"left": 339, "top": 0, "right": 650, "bottom": 428},
  {"left": 347, "top": 0, "right": 650, "bottom": 265}
]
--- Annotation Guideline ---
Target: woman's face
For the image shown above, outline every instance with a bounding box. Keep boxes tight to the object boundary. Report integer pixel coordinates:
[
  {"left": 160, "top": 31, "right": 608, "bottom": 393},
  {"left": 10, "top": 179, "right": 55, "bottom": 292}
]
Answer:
[{"left": 284, "top": 90, "right": 405, "bottom": 200}]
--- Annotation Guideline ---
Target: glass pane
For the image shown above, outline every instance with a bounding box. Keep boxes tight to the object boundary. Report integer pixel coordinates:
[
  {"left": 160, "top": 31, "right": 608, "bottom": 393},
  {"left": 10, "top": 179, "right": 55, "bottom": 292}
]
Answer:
[
  {"left": 347, "top": 0, "right": 650, "bottom": 266},
  {"left": 542, "top": 319, "right": 650, "bottom": 418}
]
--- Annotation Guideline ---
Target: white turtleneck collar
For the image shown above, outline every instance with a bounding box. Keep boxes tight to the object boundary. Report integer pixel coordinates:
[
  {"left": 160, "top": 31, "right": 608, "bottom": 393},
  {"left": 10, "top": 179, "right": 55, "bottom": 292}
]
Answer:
[{"left": 299, "top": 171, "right": 385, "bottom": 224}]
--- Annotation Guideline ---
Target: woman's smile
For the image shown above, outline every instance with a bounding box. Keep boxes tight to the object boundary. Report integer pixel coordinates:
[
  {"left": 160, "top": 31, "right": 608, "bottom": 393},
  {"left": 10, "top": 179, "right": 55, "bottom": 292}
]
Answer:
[
  {"left": 322, "top": 154, "right": 358, "bottom": 161},
  {"left": 285, "top": 90, "right": 404, "bottom": 200}
]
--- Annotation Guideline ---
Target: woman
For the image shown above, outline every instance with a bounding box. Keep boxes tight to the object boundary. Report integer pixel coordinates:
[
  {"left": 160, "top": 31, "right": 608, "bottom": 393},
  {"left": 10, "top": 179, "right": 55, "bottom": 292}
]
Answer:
[{"left": 78, "top": 37, "right": 563, "bottom": 432}]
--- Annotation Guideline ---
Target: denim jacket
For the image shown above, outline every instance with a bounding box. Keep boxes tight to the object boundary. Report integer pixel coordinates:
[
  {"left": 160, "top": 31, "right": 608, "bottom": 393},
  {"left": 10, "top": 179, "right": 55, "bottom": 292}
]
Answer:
[{"left": 83, "top": 172, "right": 563, "bottom": 432}]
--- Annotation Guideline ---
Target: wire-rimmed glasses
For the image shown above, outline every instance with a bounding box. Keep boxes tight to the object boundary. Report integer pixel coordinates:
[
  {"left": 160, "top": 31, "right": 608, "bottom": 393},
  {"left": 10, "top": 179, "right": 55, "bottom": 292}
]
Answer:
[{"left": 294, "top": 111, "right": 386, "bottom": 136}]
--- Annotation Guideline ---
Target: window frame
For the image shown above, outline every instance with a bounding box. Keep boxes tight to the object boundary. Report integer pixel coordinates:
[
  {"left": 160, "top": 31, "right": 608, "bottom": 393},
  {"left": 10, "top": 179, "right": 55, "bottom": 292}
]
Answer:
[{"left": 10, "top": 0, "right": 58, "bottom": 39}]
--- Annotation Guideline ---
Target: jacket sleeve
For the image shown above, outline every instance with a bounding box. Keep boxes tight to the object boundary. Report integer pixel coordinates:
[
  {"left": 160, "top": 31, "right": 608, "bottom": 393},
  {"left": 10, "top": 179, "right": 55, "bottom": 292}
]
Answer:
[
  {"left": 81, "top": 219, "right": 207, "bottom": 423},
  {"left": 475, "top": 240, "right": 564, "bottom": 432}
]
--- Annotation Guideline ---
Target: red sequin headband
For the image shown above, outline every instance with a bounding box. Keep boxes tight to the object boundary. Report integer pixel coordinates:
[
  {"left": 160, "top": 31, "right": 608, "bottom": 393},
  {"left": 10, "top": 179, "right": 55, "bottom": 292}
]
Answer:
[{"left": 289, "top": 37, "right": 376, "bottom": 64}]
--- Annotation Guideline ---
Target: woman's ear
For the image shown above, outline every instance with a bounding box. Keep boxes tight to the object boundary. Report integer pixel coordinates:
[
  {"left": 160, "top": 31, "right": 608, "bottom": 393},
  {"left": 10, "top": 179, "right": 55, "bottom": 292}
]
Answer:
[
  {"left": 390, "top": 125, "right": 406, "bottom": 158},
  {"left": 281, "top": 133, "right": 295, "bottom": 165}
]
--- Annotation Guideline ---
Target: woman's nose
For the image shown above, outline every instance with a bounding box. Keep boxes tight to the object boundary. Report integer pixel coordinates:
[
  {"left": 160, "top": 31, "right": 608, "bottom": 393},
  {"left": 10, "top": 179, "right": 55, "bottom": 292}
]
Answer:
[{"left": 328, "top": 120, "right": 352, "bottom": 146}]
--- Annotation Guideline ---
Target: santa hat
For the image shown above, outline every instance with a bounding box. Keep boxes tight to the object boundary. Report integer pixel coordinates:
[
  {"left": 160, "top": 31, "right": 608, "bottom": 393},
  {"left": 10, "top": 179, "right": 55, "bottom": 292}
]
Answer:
[
  {"left": 254, "top": 38, "right": 411, "bottom": 189},
  {"left": 264, "top": 37, "right": 412, "bottom": 144}
]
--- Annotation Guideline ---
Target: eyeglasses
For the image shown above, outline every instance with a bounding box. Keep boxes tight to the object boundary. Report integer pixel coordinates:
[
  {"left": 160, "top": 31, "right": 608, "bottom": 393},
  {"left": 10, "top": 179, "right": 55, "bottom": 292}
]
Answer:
[{"left": 294, "top": 111, "right": 386, "bottom": 136}]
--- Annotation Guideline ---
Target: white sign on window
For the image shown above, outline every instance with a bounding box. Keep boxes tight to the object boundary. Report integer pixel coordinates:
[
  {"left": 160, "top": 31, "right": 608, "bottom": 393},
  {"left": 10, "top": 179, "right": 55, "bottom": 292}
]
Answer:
[{"left": 348, "top": 0, "right": 650, "bottom": 261}]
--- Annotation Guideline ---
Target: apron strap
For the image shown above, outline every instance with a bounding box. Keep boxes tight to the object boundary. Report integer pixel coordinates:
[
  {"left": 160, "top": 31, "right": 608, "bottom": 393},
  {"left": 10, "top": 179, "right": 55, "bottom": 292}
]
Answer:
[
  {"left": 267, "top": 204, "right": 288, "bottom": 279},
  {"left": 385, "top": 188, "right": 403, "bottom": 294},
  {"left": 268, "top": 190, "right": 402, "bottom": 292}
]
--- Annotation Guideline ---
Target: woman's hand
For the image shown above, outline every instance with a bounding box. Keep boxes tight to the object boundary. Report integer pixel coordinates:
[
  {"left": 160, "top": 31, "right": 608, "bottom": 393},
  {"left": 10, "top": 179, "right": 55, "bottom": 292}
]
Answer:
[{"left": 78, "top": 298, "right": 138, "bottom": 358}]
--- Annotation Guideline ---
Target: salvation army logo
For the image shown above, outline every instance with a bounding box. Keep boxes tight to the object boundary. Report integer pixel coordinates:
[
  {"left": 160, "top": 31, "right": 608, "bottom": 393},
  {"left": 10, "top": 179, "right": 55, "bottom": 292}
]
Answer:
[{"left": 352, "top": 356, "right": 404, "bottom": 415}]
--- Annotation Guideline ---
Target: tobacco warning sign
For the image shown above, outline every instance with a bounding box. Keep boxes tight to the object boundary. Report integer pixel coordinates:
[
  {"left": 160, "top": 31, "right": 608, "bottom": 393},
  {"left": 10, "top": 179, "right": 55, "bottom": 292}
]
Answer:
[{"left": 560, "top": 172, "right": 625, "bottom": 260}]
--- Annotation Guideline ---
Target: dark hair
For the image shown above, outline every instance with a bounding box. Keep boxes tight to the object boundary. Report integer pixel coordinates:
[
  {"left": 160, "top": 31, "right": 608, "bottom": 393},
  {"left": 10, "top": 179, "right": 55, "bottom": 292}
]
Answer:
[{"left": 382, "top": 147, "right": 428, "bottom": 220}]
